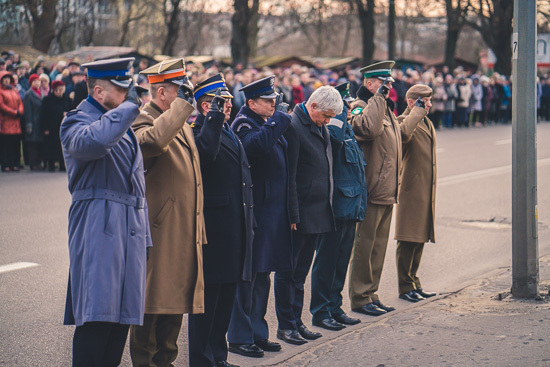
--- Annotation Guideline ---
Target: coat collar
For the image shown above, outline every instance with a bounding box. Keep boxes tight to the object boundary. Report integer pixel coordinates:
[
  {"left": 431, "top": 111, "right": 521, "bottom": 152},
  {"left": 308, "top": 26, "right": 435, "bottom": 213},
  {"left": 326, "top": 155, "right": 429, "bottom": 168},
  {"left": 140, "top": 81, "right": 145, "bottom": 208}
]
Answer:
[
  {"left": 235, "top": 105, "right": 265, "bottom": 127},
  {"left": 293, "top": 103, "right": 329, "bottom": 145},
  {"left": 356, "top": 85, "right": 395, "bottom": 111}
]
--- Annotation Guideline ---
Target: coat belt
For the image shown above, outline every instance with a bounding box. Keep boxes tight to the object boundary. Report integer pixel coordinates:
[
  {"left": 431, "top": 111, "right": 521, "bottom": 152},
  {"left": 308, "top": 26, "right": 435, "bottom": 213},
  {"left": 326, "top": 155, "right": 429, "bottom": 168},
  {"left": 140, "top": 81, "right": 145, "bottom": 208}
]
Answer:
[{"left": 72, "top": 189, "right": 145, "bottom": 209}]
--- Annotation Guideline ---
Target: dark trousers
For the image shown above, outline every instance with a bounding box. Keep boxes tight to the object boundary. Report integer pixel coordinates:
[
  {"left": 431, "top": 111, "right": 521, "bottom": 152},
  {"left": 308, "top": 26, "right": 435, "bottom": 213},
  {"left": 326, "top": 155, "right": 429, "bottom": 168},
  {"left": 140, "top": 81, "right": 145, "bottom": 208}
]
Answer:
[
  {"left": 188, "top": 282, "right": 237, "bottom": 367},
  {"left": 72, "top": 321, "right": 130, "bottom": 367},
  {"left": 441, "top": 111, "right": 453, "bottom": 128},
  {"left": 28, "top": 141, "right": 42, "bottom": 168},
  {"left": 227, "top": 272, "right": 270, "bottom": 344},
  {"left": 310, "top": 220, "right": 356, "bottom": 322},
  {"left": 396, "top": 241, "right": 425, "bottom": 294},
  {"left": 129, "top": 313, "right": 183, "bottom": 367},
  {"left": 274, "top": 232, "right": 319, "bottom": 330},
  {"left": 0, "top": 134, "right": 21, "bottom": 170}
]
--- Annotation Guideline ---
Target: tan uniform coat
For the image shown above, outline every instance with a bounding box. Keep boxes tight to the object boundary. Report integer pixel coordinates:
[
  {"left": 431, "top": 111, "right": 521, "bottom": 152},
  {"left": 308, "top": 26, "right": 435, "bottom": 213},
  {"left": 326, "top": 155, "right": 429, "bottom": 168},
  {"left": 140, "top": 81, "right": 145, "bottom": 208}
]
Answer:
[
  {"left": 350, "top": 91, "right": 402, "bottom": 205},
  {"left": 394, "top": 106, "right": 436, "bottom": 243},
  {"left": 133, "top": 98, "right": 206, "bottom": 314}
]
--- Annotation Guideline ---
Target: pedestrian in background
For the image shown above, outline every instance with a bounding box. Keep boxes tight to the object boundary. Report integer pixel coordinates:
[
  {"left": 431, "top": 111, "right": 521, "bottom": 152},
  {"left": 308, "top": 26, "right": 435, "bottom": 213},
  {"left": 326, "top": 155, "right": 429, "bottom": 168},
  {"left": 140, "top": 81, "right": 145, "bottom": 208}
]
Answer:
[
  {"left": 23, "top": 73, "right": 43, "bottom": 170},
  {"left": 40, "top": 80, "right": 70, "bottom": 171},
  {"left": 442, "top": 74, "right": 457, "bottom": 128},
  {"left": 0, "top": 70, "right": 23, "bottom": 172},
  {"left": 455, "top": 76, "right": 471, "bottom": 127},
  {"left": 395, "top": 84, "right": 438, "bottom": 303},
  {"left": 430, "top": 76, "right": 446, "bottom": 130},
  {"left": 130, "top": 59, "right": 203, "bottom": 367},
  {"left": 470, "top": 75, "right": 483, "bottom": 126}
]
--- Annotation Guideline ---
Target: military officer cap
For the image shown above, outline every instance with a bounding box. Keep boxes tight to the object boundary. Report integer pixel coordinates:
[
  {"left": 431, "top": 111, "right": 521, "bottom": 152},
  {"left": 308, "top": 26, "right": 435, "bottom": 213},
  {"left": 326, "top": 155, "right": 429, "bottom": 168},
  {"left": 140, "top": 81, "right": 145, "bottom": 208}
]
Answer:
[
  {"left": 405, "top": 84, "right": 433, "bottom": 100},
  {"left": 140, "top": 58, "right": 187, "bottom": 86},
  {"left": 193, "top": 73, "right": 233, "bottom": 100},
  {"left": 82, "top": 57, "right": 134, "bottom": 89},
  {"left": 239, "top": 75, "right": 278, "bottom": 99},
  {"left": 335, "top": 82, "right": 354, "bottom": 103},
  {"left": 360, "top": 60, "right": 395, "bottom": 82}
]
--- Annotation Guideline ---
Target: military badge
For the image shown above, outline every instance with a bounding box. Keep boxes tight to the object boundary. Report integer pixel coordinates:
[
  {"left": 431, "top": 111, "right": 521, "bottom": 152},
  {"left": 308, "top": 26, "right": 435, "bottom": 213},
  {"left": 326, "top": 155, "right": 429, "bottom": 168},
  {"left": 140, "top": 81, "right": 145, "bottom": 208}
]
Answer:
[{"left": 351, "top": 107, "right": 363, "bottom": 115}]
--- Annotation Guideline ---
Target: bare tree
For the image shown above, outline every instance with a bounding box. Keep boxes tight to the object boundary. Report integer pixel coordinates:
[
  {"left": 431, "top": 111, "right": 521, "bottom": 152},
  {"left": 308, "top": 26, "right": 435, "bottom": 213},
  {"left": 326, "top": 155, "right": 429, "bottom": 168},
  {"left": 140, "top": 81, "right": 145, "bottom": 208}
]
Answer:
[
  {"left": 231, "top": 0, "right": 260, "bottom": 67},
  {"left": 118, "top": 0, "right": 152, "bottom": 46},
  {"left": 162, "top": 0, "right": 182, "bottom": 55},
  {"left": 352, "top": 0, "right": 376, "bottom": 65},
  {"left": 443, "top": 0, "right": 468, "bottom": 70}
]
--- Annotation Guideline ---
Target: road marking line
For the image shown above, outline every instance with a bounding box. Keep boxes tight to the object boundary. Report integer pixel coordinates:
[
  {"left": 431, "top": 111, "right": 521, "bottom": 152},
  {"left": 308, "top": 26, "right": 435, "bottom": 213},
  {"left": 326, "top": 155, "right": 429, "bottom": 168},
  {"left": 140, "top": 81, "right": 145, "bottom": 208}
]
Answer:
[
  {"left": 0, "top": 262, "right": 40, "bottom": 274},
  {"left": 439, "top": 157, "right": 550, "bottom": 186},
  {"left": 495, "top": 139, "right": 512, "bottom": 145}
]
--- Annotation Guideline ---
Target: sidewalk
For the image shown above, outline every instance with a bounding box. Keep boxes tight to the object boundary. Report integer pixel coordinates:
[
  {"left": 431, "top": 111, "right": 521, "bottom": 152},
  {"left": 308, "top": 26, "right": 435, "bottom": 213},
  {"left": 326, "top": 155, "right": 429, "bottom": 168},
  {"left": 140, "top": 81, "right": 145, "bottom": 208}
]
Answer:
[{"left": 229, "top": 254, "right": 550, "bottom": 366}]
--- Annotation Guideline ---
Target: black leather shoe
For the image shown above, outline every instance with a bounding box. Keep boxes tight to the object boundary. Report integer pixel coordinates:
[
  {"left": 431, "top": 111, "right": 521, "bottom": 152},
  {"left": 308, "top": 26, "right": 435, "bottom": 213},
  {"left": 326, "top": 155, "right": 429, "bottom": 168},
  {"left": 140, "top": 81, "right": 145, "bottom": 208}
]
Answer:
[
  {"left": 255, "top": 339, "right": 281, "bottom": 352},
  {"left": 228, "top": 343, "right": 264, "bottom": 358},
  {"left": 297, "top": 324, "right": 322, "bottom": 340},
  {"left": 399, "top": 290, "right": 425, "bottom": 302},
  {"left": 333, "top": 313, "right": 361, "bottom": 325},
  {"left": 276, "top": 329, "right": 307, "bottom": 345},
  {"left": 312, "top": 317, "right": 346, "bottom": 331},
  {"left": 374, "top": 300, "right": 395, "bottom": 312},
  {"left": 216, "top": 361, "right": 240, "bottom": 367},
  {"left": 417, "top": 288, "right": 436, "bottom": 298},
  {"left": 352, "top": 302, "right": 387, "bottom": 316}
]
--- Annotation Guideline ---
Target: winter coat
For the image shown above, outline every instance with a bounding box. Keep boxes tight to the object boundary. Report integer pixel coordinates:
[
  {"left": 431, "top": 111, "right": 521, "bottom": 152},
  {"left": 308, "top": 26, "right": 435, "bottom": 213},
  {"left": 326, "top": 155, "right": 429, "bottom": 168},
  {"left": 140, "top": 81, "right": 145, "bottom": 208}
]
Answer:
[
  {"left": 231, "top": 106, "right": 293, "bottom": 272},
  {"left": 470, "top": 83, "right": 483, "bottom": 112},
  {"left": 40, "top": 92, "right": 71, "bottom": 161},
  {"left": 192, "top": 111, "right": 254, "bottom": 284},
  {"left": 443, "top": 83, "right": 458, "bottom": 112},
  {"left": 285, "top": 103, "right": 335, "bottom": 234},
  {"left": 456, "top": 83, "right": 471, "bottom": 109},
  {"left": 350, "top": 86, "right": 402, "bottom": 205},
  {"left": 132, "top": 98, "right": 205, "bottom": 314},
  {"left": 432, "top": 84, "right": 447, "bottom": 112},
  {"left": 23, "top": 88, "right": 43, "bottom": 142},
  {"left": 326, "top": 107, "right": 367, "bottom": 221},
  {"left": 61, "top": 98, "right": 151, "bottom": 327},
  {"left": 394, "top": 106, "right": 436, "bottom": 243},
  {"left": 0, "top": 71, "right": 23, "bottom": 135}
]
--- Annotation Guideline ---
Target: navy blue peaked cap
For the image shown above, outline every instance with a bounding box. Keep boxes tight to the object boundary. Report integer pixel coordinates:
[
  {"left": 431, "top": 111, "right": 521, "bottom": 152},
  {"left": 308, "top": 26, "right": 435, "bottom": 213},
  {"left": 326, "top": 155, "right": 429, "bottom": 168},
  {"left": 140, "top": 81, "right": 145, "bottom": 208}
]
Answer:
[
  {"left": 239, "top": 76, "right": 278, "bottom": 99},
  {"left": 82, "top": 57, "right": 135, "bottom": 89}
]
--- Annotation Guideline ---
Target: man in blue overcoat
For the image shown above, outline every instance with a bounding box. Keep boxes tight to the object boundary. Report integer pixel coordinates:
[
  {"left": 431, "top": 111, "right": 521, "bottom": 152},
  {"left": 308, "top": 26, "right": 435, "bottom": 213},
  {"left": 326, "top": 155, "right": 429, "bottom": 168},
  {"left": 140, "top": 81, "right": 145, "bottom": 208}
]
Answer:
[
  {"left": 310, "top": 82, "right": 367, "bottom": 331},
  {"left": 227, "top": 76, "right": 292, "bottom": 358},
  {"left": 275, "top": 86, "right": 343, "bottom": 346},
  {"left": 188, "top": 74, "right": 254, "bottom": 367},
  {"left": 60, "top": 57, "right": 152, "bottom": 367}
]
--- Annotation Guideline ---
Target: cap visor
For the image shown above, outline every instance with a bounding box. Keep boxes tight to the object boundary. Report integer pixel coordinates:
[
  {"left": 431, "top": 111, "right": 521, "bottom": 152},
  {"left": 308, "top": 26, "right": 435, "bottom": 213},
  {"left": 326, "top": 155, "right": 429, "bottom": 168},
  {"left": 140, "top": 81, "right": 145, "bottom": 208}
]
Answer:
[
  {"left": 111, "top": 79, "right": 133, "bottom": 89},
  {"left": 259, "top": 92, "right": 279, "bottom": 99},
  {"left": 377, "top": 76, "right": 395, "bottom": 83},
  {"left": 344, "top": 95, "right": 354, "bottom": 103},
  {"left": 221, "top": 91, "right": 233, "bottom": 99}
]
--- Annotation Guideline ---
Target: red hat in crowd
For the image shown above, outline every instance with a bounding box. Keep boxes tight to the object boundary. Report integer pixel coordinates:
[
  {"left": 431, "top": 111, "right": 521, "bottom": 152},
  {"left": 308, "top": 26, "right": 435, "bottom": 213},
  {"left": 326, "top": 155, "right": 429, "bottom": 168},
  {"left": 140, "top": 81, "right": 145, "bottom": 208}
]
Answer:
[
  {"left": 51, "top": 80, "right": 66, "bottom": 90},
  {"left": 28, "top": 73, "right": 40, "bottom": 84}
]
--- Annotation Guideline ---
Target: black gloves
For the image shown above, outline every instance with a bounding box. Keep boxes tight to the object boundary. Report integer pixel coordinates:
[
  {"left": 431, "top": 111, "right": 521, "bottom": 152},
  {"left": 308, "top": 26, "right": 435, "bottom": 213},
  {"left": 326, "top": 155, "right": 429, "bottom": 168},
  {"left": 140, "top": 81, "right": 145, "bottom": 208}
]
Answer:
[
  {"left": 275, "top": 93, "right": 289, "bottom": 113},
  {"left": 177, "top": 76, "right": 195, "bottom": 104},
  {"left": 209, "top": 89, "right": 226, "bottom": 113},
  {"left": 415, "top": 97, "right": 425, "bottom": 108},
  {"left": 124, "top": 82, "right": 148, "bottom": 106},
  {"left": 377, "top": 77, "right": 391, "bottom": 98}
]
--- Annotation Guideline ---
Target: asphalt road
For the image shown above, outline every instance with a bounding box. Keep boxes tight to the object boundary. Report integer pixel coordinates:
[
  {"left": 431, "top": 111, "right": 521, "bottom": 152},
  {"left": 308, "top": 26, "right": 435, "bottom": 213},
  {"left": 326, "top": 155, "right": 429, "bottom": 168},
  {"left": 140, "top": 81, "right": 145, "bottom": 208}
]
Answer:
[{"left": 1, "top": 122, "right": 550, "bottom": 366}]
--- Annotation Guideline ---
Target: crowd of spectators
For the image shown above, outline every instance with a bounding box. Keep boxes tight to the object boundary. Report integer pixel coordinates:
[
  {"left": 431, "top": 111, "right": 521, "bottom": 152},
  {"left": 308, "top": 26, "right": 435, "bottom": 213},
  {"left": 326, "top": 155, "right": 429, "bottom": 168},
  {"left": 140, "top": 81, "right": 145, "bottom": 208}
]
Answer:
[{"left": 1, "top": 49, "right": 550, "bottom": 173}]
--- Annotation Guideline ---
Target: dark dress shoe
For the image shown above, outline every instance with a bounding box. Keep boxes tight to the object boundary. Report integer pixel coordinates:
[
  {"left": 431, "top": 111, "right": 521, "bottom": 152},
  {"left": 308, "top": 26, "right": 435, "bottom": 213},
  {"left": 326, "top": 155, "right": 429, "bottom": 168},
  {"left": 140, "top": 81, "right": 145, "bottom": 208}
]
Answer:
[
  {"left": 276, "top": 329, "right": 307, "bottom": 345},
  {"left": 312, "top": 317, "right": 346, "bottom": 331},
  {"left": 333, "top": 313, "right": 361, "bottom": 325},
  {"left": 417, "top": 288, "right": 436, "bottom": 298},
  {"left": 374, "top": 300, "right": 395, "bottom": 312},
  {"left": 352, "top": 302, "right": 387, "bottom": 316},
  {"left": 216, "top": 361, "right": 240, "bottom": 367},
  {"left": 228, "top": 343, "right": 264, "bottom": 358},
  {"left": 399, "top": 290, "right": 425, "bottom": 302},
  {"left": 255, "top": 339, "right": 281, "bottom": 352},
  {"left": 297, "top": 324, "right": 322, "bottom": 340}
]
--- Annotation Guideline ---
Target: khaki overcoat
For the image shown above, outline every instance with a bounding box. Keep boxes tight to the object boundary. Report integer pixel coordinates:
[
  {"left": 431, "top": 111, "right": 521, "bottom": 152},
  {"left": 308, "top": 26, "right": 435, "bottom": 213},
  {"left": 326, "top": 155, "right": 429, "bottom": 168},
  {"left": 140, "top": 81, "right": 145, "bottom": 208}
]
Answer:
[
  {"left": 394, "top": 106, "right": 436, "bottom": 243},
  {"left": 133, "top": 98, "right": 206, "bottom": 314}
]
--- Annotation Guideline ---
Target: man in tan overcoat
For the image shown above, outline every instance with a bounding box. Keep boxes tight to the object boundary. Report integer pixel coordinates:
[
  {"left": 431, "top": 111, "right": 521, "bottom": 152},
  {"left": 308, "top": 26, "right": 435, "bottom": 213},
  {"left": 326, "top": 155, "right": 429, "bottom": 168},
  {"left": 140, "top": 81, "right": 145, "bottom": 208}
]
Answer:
[
  {"left": 395, "top": 84, "right": 438, "bottom": 302},
  {"left": 129, "top": 59, "right": 206, "bottom": 367}
]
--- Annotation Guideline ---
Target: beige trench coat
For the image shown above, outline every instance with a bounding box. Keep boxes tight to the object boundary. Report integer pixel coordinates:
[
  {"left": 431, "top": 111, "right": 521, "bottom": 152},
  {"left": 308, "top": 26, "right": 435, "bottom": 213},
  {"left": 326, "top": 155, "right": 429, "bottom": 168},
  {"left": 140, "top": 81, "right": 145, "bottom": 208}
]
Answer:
[
  {"left": 394, "top": 106, "right": 437, "bottom": 243},
  {"left": 133, "top": 98, "right": 206, "bottom": 314}
]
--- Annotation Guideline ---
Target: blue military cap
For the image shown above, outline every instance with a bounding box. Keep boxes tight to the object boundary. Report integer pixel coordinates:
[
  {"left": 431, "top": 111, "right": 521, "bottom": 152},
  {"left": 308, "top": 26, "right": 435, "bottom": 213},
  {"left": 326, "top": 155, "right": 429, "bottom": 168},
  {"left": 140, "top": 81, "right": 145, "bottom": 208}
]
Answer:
[
  {"left": 82, "top": 57, "right": 135, "bottom": 89},
  {"left": 239, "top": 76, "right": 278, "bottom": 99},
  {"left": 194, "top": 73, "right": 233, "bottom": 100}
]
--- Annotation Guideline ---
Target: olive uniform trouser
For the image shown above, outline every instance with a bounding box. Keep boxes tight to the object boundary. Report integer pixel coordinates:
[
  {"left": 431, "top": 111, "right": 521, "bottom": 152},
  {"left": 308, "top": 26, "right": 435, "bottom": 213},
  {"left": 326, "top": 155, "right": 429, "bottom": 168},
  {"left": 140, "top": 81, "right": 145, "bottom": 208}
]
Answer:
[
  {"left": 129, "top": 314, "right": 183, "bottom": 367},
  {"left": 349, "top": 203, "right": 393, "bottom": 309},
  {"left": 396, "top": 241, "right": 425, "bottom": 294}
]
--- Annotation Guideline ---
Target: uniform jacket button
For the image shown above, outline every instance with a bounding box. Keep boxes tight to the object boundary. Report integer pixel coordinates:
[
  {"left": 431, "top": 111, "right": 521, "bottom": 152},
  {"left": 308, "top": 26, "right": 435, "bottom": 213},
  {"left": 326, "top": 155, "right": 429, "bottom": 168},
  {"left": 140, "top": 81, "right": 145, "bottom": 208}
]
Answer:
[{"left": 130, "top": 230, "right": 136, "bottom": 236}]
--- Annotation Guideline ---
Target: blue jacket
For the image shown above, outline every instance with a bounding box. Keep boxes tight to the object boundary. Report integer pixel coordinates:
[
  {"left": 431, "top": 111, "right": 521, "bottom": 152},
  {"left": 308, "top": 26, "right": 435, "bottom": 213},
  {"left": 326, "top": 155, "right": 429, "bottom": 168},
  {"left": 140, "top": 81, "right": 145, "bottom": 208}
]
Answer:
[
  {"left": 327, "top": 107, "right": 367, "bottom": 221},
  {"left": 232, "top": 106, "right": 292, "bottom": 272},
  {"left": 60, "top": 98, "right": 151, "bottom": 327},
  {"left": 192, "top": 111, "right": 254, "bottom": 283}
]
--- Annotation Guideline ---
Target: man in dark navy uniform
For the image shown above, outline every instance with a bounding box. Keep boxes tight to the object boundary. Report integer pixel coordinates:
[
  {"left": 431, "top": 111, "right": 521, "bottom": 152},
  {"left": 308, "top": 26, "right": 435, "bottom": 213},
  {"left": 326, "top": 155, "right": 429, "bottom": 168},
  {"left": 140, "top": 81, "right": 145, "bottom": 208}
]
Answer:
[
  {"left": 227, "top": 76, "right": 292, "bottom": 358},
  {"left": 188, "top": 73, "right": 254, "bottom": 367}
]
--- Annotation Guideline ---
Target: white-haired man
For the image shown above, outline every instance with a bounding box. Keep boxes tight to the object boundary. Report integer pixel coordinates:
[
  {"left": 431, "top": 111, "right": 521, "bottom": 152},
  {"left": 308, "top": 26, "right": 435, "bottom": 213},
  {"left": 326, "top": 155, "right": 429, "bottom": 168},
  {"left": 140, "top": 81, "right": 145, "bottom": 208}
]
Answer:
[{"left": 275, "top": 86, "right": 343, "bottom": 345}]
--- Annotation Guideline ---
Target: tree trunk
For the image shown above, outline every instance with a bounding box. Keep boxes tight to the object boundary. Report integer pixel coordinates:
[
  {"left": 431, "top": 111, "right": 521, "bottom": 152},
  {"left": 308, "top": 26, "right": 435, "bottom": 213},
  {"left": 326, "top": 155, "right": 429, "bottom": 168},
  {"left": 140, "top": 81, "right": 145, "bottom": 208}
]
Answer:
[
  {"left": 444, "top": 0, "right": 465, "bottom": 70},
  {"left": 31, "top": 0, "right": 58, "bottom": 53},
  {"left": 162, "top": 0, "right": 182, "bottom": 55},
  {"left": 484, "top": 0, "right": 514, "bottom": 75},
  {"left": 231, "top": 0, "right": 260, "bottom": 67},
  {"left": 354, "top": 0, "right": 375, "bottom": 65},
  {"left": 388, "top": 0, "right": 395, "bottom": 60}
]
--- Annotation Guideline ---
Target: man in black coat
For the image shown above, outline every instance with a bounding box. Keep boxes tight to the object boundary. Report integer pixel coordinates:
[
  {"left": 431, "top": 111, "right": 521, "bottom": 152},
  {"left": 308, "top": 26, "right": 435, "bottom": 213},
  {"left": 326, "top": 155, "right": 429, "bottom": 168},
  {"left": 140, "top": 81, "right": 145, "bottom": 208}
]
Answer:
[
  {"left": 188, "top": 74, "right": 254, "bottom": 367},
  {"left": 275, "top": 86, "right": 343, "bottom": 345}
]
